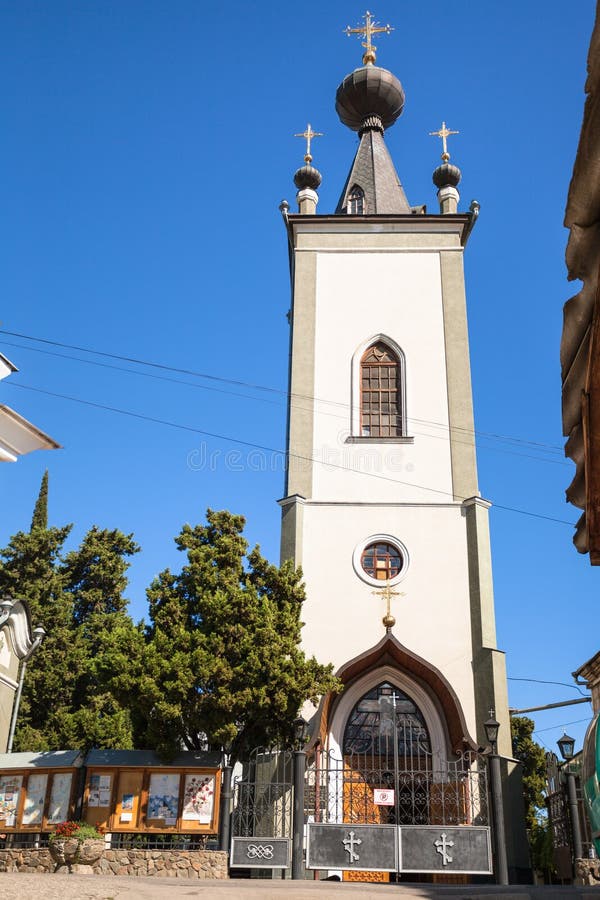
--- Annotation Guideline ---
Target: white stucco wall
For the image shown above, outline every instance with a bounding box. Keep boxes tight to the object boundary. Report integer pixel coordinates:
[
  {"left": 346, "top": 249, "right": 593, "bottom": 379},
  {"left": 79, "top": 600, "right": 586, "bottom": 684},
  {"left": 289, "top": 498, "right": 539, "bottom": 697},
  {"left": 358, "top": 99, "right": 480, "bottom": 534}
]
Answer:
[
  {"left": 298, "top": 501, "right": 477, "bottom": 736},
  {"left": 310, "top": 251, "right": 453, "bottom": 503}
]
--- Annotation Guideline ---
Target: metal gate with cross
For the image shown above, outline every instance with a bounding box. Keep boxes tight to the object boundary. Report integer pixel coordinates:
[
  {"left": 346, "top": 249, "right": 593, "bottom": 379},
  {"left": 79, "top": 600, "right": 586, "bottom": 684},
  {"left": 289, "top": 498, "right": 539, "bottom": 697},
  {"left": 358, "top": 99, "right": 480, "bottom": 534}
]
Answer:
[
  {"left": 230, "top": 747, "right": 294, "bottom": 870},
  {"left": 305, "top": 735, "right": 491, "bottom": 878}
]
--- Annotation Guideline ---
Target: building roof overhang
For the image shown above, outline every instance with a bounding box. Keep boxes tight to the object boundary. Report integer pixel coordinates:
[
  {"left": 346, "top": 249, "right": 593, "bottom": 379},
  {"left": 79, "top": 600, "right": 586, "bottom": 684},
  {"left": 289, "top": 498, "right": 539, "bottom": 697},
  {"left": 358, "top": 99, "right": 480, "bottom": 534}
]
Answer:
[
  {"left": 0, "top": 404, "right": 61, "bottom": 462},
  {"left": 561, "top": 9, "right": 600, "bottom": 561},
  {"left": 573, "top": 649, "right": 600, "bottom": 687},
  {"left": 0, "top": 354, "right": 18, "bottom": 381}
]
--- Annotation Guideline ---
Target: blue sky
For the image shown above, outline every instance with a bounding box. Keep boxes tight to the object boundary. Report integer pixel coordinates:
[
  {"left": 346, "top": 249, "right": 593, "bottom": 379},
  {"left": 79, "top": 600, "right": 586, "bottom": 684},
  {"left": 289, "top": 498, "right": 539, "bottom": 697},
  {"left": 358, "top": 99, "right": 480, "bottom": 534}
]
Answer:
[{"left": 0, "top": 0, "right": 597, "bottom": 756}]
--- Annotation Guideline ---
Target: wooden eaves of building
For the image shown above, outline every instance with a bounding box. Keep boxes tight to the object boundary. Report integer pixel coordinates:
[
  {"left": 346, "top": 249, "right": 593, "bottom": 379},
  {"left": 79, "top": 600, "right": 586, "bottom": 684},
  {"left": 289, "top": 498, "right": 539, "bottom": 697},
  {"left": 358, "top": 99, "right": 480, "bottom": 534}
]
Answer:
[{"left": 562, "top": 6, "right": 600, "bottom": 561}]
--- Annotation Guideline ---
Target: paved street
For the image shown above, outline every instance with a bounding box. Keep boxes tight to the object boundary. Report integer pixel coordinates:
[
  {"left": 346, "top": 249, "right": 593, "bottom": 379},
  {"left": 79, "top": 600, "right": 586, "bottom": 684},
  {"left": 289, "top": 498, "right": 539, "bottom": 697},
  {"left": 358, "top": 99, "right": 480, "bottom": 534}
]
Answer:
[{"left": 0, "top": 875, "right": 599, "bottom": 900}]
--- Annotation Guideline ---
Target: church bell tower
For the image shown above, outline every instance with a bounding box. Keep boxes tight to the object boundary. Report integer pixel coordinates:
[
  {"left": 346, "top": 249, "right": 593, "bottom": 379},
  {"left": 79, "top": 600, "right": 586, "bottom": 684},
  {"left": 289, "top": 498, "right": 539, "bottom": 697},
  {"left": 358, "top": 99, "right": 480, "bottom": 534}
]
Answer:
[{"left": 278, "top": 14, "right": 528, "bottom": 878}]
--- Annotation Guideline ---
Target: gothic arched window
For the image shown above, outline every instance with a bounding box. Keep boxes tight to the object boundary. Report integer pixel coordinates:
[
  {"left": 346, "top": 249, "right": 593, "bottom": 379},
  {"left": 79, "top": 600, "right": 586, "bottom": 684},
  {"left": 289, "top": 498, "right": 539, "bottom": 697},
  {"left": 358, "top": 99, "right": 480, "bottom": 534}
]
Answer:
[
  {"left": 360, "top": 342, "right": 403, "bottom": 437},
  {"left": 343, "top": 682, "right": 431, "bottom": 758},
  {"left": 348, "top": 185, "right": 364, "bottom": 215}
]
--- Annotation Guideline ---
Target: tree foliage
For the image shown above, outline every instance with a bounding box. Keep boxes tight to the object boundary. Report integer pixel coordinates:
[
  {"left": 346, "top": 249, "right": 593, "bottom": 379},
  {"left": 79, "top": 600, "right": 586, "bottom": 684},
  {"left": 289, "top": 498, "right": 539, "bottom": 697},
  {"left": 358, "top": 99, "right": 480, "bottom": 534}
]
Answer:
[
  {"left": 511, "top": 715, "right": 547, "bottom": 830},
  {"left": 136, "top": 509, "right": 339, "bottom": 761},
  {"left": 0, "top": 486, "right": 338, "bottom": 760},
  {"left": 511, "top": 715, "right": 554, "bottom": 875},
  {"left": 0, "top": 476, "right": 142, "bottom": 751}
]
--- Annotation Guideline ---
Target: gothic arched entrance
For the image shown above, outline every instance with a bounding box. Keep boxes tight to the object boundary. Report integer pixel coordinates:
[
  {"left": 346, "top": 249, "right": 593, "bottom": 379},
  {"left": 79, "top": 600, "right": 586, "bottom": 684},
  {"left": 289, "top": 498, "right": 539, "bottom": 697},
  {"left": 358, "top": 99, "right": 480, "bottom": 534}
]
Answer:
[{"left": 342, "top": 681, "right": 432, "bottom": 828}]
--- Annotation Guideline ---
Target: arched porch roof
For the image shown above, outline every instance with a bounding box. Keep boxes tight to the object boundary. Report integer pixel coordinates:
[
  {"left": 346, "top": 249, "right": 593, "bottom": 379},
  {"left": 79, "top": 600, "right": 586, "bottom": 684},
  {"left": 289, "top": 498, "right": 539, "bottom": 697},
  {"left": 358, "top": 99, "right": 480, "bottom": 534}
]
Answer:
[{"left": 314, "top": 632, "right": 478, "bottom": 754}]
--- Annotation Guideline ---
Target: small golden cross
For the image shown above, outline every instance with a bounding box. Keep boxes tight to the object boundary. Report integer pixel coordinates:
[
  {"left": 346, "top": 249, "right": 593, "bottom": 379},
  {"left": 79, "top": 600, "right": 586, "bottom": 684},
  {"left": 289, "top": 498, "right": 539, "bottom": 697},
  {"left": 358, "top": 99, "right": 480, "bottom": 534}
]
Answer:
[
  {"left": 344, "top": 10, "right": 393, "bottom": 65},
  {"left": 372, "top": 579, "right": 405, "bottom": 630},
  {"left": 294, "top": 123, "right": 323, "bottom": 164},
  {"left": 429, "top": 121, "right": 459, "bottom": 162}
]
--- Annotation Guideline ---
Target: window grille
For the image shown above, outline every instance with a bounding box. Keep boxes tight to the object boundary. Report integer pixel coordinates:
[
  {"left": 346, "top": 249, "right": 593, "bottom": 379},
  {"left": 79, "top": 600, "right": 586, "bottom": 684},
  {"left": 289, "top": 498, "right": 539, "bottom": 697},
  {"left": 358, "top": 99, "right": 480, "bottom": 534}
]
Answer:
[
  {"left": 348, "top": 185, "right": 365, "bottom": 215},
  {"left": 361, "top": 342, "right": 403, "bottom": 436}
]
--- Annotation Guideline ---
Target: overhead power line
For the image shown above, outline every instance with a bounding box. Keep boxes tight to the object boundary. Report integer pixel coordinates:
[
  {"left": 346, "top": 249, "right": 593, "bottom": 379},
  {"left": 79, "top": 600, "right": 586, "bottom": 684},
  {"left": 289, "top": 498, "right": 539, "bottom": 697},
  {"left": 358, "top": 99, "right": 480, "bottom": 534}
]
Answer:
[
  {"left": 508, "top": 677, "right": 589, "bottom": 698},
  {"left": 0, "top": 328, "right": 566, "bottom": 456},
  {"left": 0, "top": 337, "right": 568, "bottom": 468},
  {"left": 4, "top": 379, "right": 578, "bottom": 528}
]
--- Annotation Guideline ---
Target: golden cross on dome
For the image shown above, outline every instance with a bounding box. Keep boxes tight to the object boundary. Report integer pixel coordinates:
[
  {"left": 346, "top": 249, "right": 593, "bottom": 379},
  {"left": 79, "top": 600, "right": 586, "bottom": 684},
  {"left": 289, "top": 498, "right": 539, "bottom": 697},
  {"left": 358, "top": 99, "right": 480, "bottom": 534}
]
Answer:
[
  {"left": 344, "top": 10, "right": 393, "bottom": 65},
  {"left": 429, "top": 121, "right": 459, "bottom": 162},
  {"left": 372, "top": 579, "right": 405, "bottom": 630},
  {"left": 294, "top": 123, "right": 323, "bottom": 164}
]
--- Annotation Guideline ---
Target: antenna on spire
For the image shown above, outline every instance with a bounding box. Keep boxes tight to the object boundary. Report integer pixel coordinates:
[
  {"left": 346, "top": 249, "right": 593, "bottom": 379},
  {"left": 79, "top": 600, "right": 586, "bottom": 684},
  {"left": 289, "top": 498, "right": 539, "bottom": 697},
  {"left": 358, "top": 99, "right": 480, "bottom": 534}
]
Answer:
[{"left": 344, "top": 10, "right": 393, "bottom": 65}]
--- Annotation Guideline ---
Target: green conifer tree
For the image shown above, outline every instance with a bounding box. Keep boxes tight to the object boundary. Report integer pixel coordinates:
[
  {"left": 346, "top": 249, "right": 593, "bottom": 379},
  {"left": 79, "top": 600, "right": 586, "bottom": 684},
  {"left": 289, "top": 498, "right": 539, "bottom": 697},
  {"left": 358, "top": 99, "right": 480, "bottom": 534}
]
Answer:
[
  {"left": 30, "top": 470, "right": 49, "bottom": 532},
  {"left": 137, "top": 509, "right": 339, "bottom": 761},
  {"left": 0, "top": 486, "right": 143, "bottom": 751}
]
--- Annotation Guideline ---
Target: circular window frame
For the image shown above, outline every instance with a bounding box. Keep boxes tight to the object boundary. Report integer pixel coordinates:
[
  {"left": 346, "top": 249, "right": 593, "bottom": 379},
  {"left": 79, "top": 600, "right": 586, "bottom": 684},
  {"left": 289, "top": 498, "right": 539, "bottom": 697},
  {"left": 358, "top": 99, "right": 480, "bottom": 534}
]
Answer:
[{"left": 352, "top": 533, "right": 409, "bottom": 587}]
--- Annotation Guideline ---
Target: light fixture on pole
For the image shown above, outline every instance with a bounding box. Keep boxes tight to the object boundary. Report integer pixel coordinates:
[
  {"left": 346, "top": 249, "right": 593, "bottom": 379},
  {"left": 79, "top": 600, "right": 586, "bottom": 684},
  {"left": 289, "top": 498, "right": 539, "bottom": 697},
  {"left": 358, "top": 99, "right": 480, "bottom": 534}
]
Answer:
[
  {"left": 218, "top": 739, "right": 234, "bottom": 853},
  {"left": 484, "top": 711, "right": 508, "bottom": 885},
  {"left": 293, "top": 716, "right": 310, "bottom": 749},
  {"left": 557, "top": 733, "right": 583, "bottom": 864},
  {"left": 7, "top": 623, "right": 46, "bottom": 754},
  {"left": 292, "top": 716, "right": 310, "bottom": 880},
  {"left": 484, "top": 713, "right": 500, "bottom": 755},
  {"left": 557, "top": 733, "right": 576, "bottom": 762}
]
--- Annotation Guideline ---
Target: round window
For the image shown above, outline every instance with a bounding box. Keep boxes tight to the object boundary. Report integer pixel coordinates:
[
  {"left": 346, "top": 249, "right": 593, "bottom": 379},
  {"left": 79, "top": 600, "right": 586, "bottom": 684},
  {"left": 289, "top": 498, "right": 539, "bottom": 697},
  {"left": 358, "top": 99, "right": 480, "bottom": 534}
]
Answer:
[
  {"left": 352, "top": 534, "right": 409, "bottom": 587},
  {"left": 361, "top": 541, "right": 403, "bottom": 580}
]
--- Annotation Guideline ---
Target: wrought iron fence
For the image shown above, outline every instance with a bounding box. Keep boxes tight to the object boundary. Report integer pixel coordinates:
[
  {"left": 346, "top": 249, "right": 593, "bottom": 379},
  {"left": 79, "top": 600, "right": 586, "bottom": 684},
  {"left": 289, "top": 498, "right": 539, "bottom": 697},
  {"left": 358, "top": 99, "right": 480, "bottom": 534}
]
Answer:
[
  {"left": 231, "top": 747, "right": 294, "bottom": 839},
  {"left": 307, "top": 742, "right": 489, "bottom": 828}
]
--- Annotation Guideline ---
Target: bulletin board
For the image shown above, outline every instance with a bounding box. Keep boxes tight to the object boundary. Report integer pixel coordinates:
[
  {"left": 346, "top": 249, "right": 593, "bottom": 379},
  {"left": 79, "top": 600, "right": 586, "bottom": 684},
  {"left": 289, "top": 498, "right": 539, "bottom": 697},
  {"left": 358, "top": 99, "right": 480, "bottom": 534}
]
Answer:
[
  {"left": 0, "top": 768, "right": 77, "bottom": 831},
  {"left": 82, "top": 767, "right": 220, "bottom": 834}
]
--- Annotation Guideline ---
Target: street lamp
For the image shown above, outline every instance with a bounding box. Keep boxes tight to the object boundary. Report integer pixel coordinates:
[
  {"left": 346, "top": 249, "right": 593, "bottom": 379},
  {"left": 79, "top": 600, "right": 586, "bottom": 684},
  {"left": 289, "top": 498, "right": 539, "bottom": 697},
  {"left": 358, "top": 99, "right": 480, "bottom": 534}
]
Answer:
[
  {"left": 557, "top": 733, "right": 576, "bottom": 762},
  {"left": 7, "top": 623, "right": 46, "bottom": 753},
  {"left": 484, "top": 711, "right": 508, "bottom": 885},
  {"left": 292, "top": 716, "right": 310, "bottom": 880},
  {"left": 218, "top": 740, "right": 234, "bottom": 853},
  {"left": 557, "top": 733, "right": 583, "bottom": 865},
  {"left": 484, "top": 714, "right": 500, "bottom": 754}
]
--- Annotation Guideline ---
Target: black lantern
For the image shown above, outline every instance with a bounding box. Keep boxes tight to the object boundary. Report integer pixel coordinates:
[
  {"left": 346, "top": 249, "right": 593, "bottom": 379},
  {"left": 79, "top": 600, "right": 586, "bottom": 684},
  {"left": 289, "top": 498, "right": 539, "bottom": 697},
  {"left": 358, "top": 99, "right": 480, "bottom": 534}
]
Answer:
[
  {"left": 293, "top": 716, "right": 310, "bottom": 749},
  {"left": 557, "top": 732, "right": 576, "bottom": 761},
  {"left": 484, "top": 714, "right": 500, "bottom": 753}
]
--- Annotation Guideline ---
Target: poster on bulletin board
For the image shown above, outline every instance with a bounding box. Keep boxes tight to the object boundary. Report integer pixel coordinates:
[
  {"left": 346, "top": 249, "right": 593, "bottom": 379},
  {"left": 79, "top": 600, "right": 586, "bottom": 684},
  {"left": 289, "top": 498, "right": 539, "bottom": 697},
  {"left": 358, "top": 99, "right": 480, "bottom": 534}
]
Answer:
[
  {"left": 147, "top": 773, "right": 180, "bottom": 824},
  {"left": 22, "top": 773, "right": 48, "bottom": 825},
  {"left": 47, "top": 773, "right": 72, "bottom": 824},
  {"left": 0, "top": 774, "right": 22, "bottom": 826},
  {"left": 182, "top": 773, "right": 215, "bottom": 823}
]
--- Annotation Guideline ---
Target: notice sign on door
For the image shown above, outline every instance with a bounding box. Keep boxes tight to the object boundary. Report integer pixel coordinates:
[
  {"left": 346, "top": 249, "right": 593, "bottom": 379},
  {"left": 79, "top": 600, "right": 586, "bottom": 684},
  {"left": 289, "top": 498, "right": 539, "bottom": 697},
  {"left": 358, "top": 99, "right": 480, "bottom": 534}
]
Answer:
[{"left": 373, "top": 789, "right": 394, "bottom": 806}]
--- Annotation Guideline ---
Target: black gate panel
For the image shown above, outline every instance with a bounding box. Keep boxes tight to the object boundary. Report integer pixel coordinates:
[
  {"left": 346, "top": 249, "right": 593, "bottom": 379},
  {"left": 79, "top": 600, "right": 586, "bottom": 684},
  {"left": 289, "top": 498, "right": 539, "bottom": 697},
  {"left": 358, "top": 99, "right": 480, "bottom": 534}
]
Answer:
[
  {"left": 306, "top": 823, "right": 397, "bottom": 872},
  {"left": 400, "top": 825, "right": 492, "bottom": 874}
]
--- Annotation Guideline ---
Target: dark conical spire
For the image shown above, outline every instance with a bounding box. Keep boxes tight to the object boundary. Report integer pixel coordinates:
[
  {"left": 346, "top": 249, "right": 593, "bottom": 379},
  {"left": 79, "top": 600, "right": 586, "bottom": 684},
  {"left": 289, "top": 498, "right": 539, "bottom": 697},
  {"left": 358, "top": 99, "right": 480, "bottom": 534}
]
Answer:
[
  {"left": 335, "top": 19, "right": 410, "bottom": 215},
  {"left": 30, "top": 470, "right": 48, "bottom": 531},
  {"left": 336, "top": 128, "right": 410, "bottom": 214}
]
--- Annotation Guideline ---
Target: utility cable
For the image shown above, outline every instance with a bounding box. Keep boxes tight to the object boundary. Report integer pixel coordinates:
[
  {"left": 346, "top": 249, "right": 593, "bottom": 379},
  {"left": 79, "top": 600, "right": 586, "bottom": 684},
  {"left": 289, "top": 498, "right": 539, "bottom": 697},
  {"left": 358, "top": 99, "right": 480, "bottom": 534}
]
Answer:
[
  {"left": 0, "top": 329, "right": 566, "bottom": 455},
  {"left": 3, "top": 379, "right": 578, "bottom": 527},
  {"left": 0, "top": 338, "right": 569, "bottom": 468}
]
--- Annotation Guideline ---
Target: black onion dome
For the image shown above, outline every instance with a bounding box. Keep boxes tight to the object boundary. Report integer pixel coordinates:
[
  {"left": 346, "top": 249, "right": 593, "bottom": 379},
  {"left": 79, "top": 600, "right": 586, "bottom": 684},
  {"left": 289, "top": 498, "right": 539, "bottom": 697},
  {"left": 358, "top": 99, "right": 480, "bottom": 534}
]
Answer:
[
  {"left": 294, "top": 164, "right": 322, "bottom": 190},
  {"left": 432, "top": 162, "right": 461, "bottom": 189},
  {"left": 336, "top": 65, "right": 405, "bottom": 132}
]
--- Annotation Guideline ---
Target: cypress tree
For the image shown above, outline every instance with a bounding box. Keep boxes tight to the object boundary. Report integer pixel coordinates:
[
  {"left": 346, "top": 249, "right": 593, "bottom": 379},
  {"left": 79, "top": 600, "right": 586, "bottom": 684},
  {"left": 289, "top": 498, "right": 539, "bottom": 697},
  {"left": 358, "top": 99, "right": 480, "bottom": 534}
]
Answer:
[{"left": 30, "top": 470, "right": 49, "bottom": 531}]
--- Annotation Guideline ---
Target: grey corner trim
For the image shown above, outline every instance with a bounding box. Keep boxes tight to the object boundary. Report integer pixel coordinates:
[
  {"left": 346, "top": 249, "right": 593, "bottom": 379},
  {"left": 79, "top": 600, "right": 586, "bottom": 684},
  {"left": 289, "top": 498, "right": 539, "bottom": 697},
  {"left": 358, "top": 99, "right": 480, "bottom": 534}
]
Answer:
[
  {"left": 462, "top": 495, "right": 492, "bottom": 511},
  {"left": 277, "top": 493, "right": 307, "bottom": 508},
  {"left": 345, "top": 436, "right": 415, "bottom": 445}
]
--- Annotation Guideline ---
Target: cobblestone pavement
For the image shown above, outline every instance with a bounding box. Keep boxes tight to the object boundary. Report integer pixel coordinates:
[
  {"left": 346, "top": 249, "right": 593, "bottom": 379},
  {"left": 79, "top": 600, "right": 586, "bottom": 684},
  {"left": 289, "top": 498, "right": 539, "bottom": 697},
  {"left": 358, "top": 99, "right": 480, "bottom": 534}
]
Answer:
[
  {"left": 2, "top": 875, "right": 600, "bottom": 900},
  {"left": 0, "top": 873, "right": 396, "bottom": 899}
]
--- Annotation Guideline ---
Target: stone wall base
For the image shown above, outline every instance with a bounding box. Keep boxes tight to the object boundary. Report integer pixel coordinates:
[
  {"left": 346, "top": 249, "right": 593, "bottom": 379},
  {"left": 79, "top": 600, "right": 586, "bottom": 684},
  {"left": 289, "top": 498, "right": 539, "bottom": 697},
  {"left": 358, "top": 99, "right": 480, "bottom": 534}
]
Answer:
[{"left": 0, "top": 848, "right": 228, "bottom": 879}]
